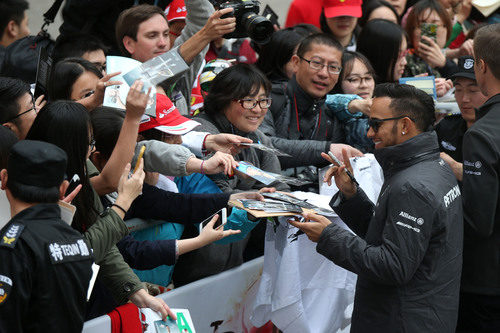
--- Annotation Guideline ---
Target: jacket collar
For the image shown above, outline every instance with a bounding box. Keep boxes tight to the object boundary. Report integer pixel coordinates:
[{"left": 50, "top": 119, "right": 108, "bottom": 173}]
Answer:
[
  {"left": 476, "top": 93, "right": 500, "bottom": 121},
  {"left": 10, "top": 203, "right": 61, "bottom": 223},
  {"left": 374, "top": 131, "right": 440, "bottom": 177},
  {"left": 289, "top": 76, "right": 325, "bottom": 115}
]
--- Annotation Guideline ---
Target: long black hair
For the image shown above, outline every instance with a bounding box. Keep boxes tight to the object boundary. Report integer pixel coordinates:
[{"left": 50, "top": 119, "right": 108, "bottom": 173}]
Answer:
[
  {"left": 203, "top": 64, "right": 271, "bottom": 117},
  {"left": 26, "top": 100, "right": 98, "bottom": 232},
  {"left": 49, "top": 57, "right": 103, "bottom": 101},
  {"left": 357, "top": 19, "right": 406, "bottom": 83}
]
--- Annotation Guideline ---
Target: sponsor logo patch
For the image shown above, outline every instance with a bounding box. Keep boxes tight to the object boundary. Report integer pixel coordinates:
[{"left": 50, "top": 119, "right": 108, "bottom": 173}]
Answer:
[{"left": 444, "top": 185, "right": 461, "bottom": 208}]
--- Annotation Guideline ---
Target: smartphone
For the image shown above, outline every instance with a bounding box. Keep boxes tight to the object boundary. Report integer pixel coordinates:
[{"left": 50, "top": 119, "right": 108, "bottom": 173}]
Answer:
[
  {"left": 199, "top": 208, "right": 227, "bottom": 233},
  {"left": 420, "top": 23, "right": 437, "bottom": 44},
  {"left": 133, "top": 145, "right": 146, "bottom": 173},
  {"left": 64, "top": 174, "right": 80, "bottom": 197},
  {"left": 262, "top": 5, "right": 280, "bottom": 29},
  {"left": 154, "top": 318, "right": 180, "bottom": 333}
]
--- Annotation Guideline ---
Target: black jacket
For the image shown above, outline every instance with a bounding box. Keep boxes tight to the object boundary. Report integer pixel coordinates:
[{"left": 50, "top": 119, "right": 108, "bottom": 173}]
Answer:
[
  {"left": 434, "top": 114, "right": 467, "bottom": 163},
  {"left": 259, "top": 76, "right": 345, "bottom": 169},
  {"left": 461, "top": 93, "right": 500, "bottom": 295},
  {"left": 0, "top": 204, "right": 93, "bottom": 333},
  {"left": 317, "top": 131, "right": 463, "bottom": 333}
]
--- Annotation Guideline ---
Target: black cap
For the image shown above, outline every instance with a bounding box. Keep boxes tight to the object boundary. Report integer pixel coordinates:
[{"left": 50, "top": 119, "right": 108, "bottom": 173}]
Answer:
[
  {"left": 7, "top": 140, "right": 67, "bottom": 190},
  {"left": 451, "top": 56, "right": 476, "bottom": 81}
]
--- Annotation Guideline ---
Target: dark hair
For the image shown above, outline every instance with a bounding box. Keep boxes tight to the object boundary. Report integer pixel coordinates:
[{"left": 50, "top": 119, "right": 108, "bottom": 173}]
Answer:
[
  {"left": 0, "top": 76, "right": 32, "bottom": 125},
  {"left": 291, "top": 23, "right": 321, "bottom": 37},
  {"left": 296, "top": 33, "right": 343, "bottom": 58},
  {"left": 405, "top": 0, "right": 452, "bottom": 48},
  {"left": 359, "top": 0, "right": 400, "bottom": 27},
  {"left": 474, "top": 23, "right": 500, "bottom": 80},
  {"left": 49, "top": 57, "right": 103, "bottom": 101},
  {"left": 374, "top": 83, "right": 435, "bottom": 132},
  {"left": 52, "top": 33, "right": 109, "bottom": 65},
  {"left": 0, "top": 0, "right": 29, "bottom": 36},
  {"left": 204, "top": 64, "right": 271, "bottom": 117},
  {"left": 26, "top": 101, "right": 98, "bottom": 232},
  {"left": 255, "top": 28, "right": 305, "bottom": 82},
  {"left": 91, "top": 107, "right": 125, "bottom": 160},
  {"left": 0, "top": 126, "right": 18, "bottom": 169},
  {"left": 333, "top": 51, "right": 376, "bottom": 93},
  {"left": 115, "top": 4, "right": 167, "bottom": 57},
  {"left": 357, "top": 19, "right": 405, "bottom": 83}
]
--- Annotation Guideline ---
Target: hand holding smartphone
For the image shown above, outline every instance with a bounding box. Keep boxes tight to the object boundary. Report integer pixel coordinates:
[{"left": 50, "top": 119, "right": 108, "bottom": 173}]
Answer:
[
  {"left": 420, "top": 23, "right": 437, "bottom": 45},
  {"left": 199, "top": 207, "right": 227, "bottom": 233}
]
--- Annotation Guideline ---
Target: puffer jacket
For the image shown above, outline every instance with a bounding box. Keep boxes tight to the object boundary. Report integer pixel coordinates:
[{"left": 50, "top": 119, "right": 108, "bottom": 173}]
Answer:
[{"left": 318, "top": 131, "right": 463, "bottom": 332}]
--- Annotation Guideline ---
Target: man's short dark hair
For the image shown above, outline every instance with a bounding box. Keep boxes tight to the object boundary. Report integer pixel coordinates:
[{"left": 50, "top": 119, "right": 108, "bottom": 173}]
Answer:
[
  {"left": 0, "top": 0, "right": 28, "bottom": 36},
  {"left": 374, "top": 83, "right": 435, "bottom": 132},
  {"left": 0, "top": 76, "right": 32, "bottom": 125},
  {"left": 115, "top": 4, "right": 167, "bottom": 57},
  {"left": 52, "top": 33, "right": 109, "bottom": 65},
  {"left": 296, "top": 33, "right": 343, "bottom": 58},
  {"left": 7, "top": 181, "right": 61, "bottom": 203},
  {"left": 474, "top": 23, "right": 500, "bottom": 81}
]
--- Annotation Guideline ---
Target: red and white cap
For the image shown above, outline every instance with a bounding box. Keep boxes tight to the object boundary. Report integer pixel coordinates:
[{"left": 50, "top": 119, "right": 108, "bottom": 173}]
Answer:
[
  {"left": 165, "top": 0, "right": 187, "bottom": 23},
  {"left": 139, "top": 94, "right": 200, "bottom": 135},
  {"left": 323, "top": 0, "right": 363, "bottom": 18}
]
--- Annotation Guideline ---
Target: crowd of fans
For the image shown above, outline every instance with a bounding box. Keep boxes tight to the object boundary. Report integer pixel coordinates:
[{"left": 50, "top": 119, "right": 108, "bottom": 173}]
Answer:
[{"left": 0, "top": 0, "right": 499, "bottom": 332}]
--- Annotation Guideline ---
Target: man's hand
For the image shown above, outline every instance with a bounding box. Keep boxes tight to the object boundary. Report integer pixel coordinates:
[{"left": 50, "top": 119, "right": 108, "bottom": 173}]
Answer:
[
  {"left": 129, "top": 288, "right": 176, "bottom": 321},
  {"left": 78, "top": 71, "right": 122, "bottom": 111},
  {"left": 204, "top": 133, "right": 252, "bottom": 155},
  {"left": 199, "top": 8, "right": 237, "bottom": 41},
  {"left": 288, "top": 212, "right": 332, "bottom": 242},
  {"left": 321, "top": 149, "right": 357, "bottom": 199},
  {"left": 125, "top": 80, "right": 152, "bottom": 119},
  {"left": 435, "top": 78, "right": 454, "bottom": 98},
  {"left": 329, "top": 143, "right": 363, "bottom": 162},
  {"left": 348, "top": 98, "right": 372, "bottom": 116},
  {"left": 34, "top": 94, "right": 47, "bottom": 113},
  {"left": 229, "top": 191, "right": 265, "bottom": 201},
  {"left": 440, "top": 152, "right": 463, "bottom": 181}
]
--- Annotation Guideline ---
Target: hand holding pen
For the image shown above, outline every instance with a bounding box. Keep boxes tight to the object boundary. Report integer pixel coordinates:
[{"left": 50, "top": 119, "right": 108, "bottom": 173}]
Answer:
[{"left": 320, "top": 149, "right": 358, "bottom": 199}]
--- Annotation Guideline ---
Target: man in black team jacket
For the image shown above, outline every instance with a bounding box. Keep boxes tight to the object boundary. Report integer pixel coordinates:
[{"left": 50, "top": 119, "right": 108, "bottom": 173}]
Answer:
[
  {"left": 0, "top": 141, "right": 93, "bottom": 333},
  {"left": 290, "top": 83, "right": 463, "bottom": 332},
  {"left": 457, "top": 23, "right": 500, "bottom": 332},
  {"left": 435, "top": 55, "right": 488, "bottom": 182},
  {"left": 259, "top": 33, "right": 358, "bottom": 171}
]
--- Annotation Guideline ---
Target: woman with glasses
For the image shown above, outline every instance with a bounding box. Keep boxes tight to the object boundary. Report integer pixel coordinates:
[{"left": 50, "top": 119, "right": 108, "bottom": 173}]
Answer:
[
  {"left": 403, "top": 0, "right": 456, "bottom": 78},
  {"left": 325, "top": 51, "right": 376, "bottom": 152},
  {"left": 193, "top": 63, "right": 289, "bottom": 193}
]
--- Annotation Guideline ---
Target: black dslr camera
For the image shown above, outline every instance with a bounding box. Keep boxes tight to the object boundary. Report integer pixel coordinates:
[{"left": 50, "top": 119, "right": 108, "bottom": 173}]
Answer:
[{"left": 216, "top": 0, "right": 273, "bottom": 44}]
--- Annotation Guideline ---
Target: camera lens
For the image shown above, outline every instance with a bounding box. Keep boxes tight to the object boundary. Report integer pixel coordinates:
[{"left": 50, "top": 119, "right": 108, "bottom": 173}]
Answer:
[{"left": 242, "top": 12, "right": 273, "bottom": 44}]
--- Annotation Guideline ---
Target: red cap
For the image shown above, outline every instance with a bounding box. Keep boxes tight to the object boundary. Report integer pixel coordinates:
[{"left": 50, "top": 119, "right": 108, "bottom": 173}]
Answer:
[
  {"left": 165, "top": 0, "right": 187, "bottom": 23},
  {"left": 324, "top": 0, "right": 363, "bottom": 18},
  {"left": 139, "top": 94, "right": 200, "bottom": 135}
]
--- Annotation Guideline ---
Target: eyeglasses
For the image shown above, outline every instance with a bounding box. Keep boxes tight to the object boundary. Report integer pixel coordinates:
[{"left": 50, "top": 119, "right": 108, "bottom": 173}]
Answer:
[
  {"left": 299, "top": 56, "right": 342, "bottom": 75},
  {"left": 345, "top": 76, "right": 374, "bottom": 86},
  {"left": 368, "top": 116, "right": 413, "bottom": 133},
  {"left": 237, "top": 98, "right": 272, "bottom": 109},
  {"left": 7, "top": 105, "right": 37, "bottom": 122}
]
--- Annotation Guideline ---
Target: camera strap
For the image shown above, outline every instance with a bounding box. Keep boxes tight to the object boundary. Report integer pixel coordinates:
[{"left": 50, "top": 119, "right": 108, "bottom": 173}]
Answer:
[{"left": 41, "top": 0, "right": 64, "bottom": 33}]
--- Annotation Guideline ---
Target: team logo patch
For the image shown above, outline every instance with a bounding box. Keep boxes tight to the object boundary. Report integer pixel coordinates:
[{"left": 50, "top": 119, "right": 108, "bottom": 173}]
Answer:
[
  {"left": 47, "top": 239, "right": 92, "bottom": 264},
  {"left": 0, "top": 274, "right": 13, "bottom": 305},
  {"left": 416, "top": 218, "right": 424, "bottom": 225},
  {"left": 464, "top": 59, "right": 474, "bottom": 70},
  {"left": 0, "top": 223, "right": 24, "bottom": 249},
  {"left": 475, "top": 161, "right": 482, "bottom": 169}
]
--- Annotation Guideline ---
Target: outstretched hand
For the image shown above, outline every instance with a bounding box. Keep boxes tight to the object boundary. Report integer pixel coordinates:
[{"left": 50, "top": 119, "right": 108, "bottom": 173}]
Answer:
[
  {"left": 204, "top": 133, "right": 253, "bottom": 155},
  {"left": 288, "top": 211, "right": 332, "bottom": 242}
]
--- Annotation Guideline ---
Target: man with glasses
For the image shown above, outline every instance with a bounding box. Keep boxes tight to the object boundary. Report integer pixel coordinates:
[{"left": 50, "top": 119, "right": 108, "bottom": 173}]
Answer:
[
  {"left": 260, "top": 33, "right": 358, "bottom": 185},
  {"left": 290, "top": 83, "right": 463, "bottom": 332},
  {"left": 0, "top": 77, "right": 37, "bottom": 139}
]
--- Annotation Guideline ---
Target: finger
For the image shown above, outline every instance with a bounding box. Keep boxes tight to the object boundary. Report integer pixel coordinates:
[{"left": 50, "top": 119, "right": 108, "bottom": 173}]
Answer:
[
  {"left": 213, "top": 7, "right": 234, "bottom": 19},
  {"left": 103, "top": 71, "right": 121, "bottom": 81},
  {"left": 206, "top": 214, "right": 219, "bottom": 228},
  {"left": 165, "top": 303, "right": 176, "bottom": 320},
  {"left": 133, "top": 158, "right": 144, "bottom": 175},
  {"left": 342, "top": 148, "right": 354, "bottom": 173},
  {"left": 106, "top": 80, "right": 122, "bottom": 87},
  {"left": 321, "top": 152, "right": 334, "bottom": 164},
  {"left": 122, "top": 163, "right": 131, "bottom": 179},
  {"left": 323, "top": 167, "right": 335, "bottom": 186},
  {"left": 62, "top": 184, "right": 82, "bottom": 203},
  {"left": 222, "top": 229, "right": 241, "bottom": 237}
]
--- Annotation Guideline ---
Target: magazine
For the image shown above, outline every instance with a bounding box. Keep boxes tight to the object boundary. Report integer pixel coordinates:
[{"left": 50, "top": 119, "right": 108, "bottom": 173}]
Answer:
[
  {"left": 239, "top": 199, "right": 303, "bottom": 213},
  {"left": 236, "top": 142, "right": 291, "bottom": 157},
  {"left": 262, "top": 192, "right": 336, "bottom": 217}
]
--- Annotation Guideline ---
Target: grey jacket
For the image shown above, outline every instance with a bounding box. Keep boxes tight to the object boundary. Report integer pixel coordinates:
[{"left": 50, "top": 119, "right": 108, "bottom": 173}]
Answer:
[
  {"left": 259, "top": 77, "right": 345, "bottom": 169},
  {"left": 319, "top": 131, "right": 463, "bottom": 333},
  {"left": 193, "top": 112, "right": 289, "bottom": 193},
  {"left": 169, "top": 0, "right": 214, "bottom": 115},
  {"left": 136, "top": 140, "right": 194, "bottom": 177}
]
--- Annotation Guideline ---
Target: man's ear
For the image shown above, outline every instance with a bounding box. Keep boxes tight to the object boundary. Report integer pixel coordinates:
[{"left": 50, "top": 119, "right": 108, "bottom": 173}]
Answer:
[
  {"left": 59, "top": 180, "right": 69, "bottom": 200},
  {"left": 123, "top": 36, "right": 136, "bottom": 56},
  {"left": 401, "top": 117, "right": 415, "bottom": 135},
  {"left": 1, "top": 169, "right": 8, "bottom": 190},
  {"left": 5, "top": 20, "right": 19, "bottom": 39},
  {"left": 478, "top": 59, "right": 487, "bottom": 74}
]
